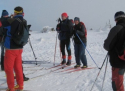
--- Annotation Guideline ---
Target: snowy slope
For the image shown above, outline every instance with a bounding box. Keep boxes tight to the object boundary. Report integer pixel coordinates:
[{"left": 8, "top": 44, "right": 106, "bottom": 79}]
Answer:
[{"left": 0, "top": 30, "right": 115, "bottom": 91}]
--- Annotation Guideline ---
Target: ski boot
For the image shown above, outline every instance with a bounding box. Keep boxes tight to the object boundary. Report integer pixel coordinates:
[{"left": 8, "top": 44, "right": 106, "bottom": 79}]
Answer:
[
  {"left": 24, "top": 76, "right": 29, "bottom": 81},
  {"left": 66, "top": 60, "right": 71, "bottom": 66},
  {"left": 6, "top": 88, "right": 15, "bottom": 91},
  {"left": 61, "top": 59, "right": 66, "bottom": 65},
  {"left": 61, "top": 55, "right": 66, "bottom": 65},
  {"left": 74, "top": 65, "right": 81, "bottom": 69},
  {"left": 66, "top": 56, "right": 71, "bottom": 66},
  {"left": 81, "top": 65, "right": 88, "bottom": 69},
  {"left": 14, "top": 85, "right": 23, "bottom": 91}
]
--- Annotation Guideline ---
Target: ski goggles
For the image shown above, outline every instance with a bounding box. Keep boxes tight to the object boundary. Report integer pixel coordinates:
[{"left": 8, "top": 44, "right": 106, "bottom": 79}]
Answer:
[{"left": 14, "top": 10, "right": 23, "bottom": 14}]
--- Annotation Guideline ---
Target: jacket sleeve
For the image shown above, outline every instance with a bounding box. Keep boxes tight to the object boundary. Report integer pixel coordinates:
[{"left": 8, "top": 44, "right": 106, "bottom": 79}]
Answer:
[
  {"left": 104, "top": 25, "right": 123, "bottom": 51},
  {"left": 56, "top": 23, "right": 60, "bottom": 31},
  {"left": 76, "top": 24, "right": 85, "bottom": 37},
  {"left": 68, "top": 20, "right": 74, "bottom": 36}
]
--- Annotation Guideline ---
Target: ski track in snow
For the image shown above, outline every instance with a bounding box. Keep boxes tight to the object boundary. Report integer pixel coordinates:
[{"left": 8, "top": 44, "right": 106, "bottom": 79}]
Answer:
[{"left": 0, "top": 30, "right": 114, "bottom": 91}]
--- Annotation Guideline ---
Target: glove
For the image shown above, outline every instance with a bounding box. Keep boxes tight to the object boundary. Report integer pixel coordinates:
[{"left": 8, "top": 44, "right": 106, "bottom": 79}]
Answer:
[
  {"left": 57, "top": 31, "right": 61, "bottom": 33},
  {"left": 73, "top": 30, "right": 77, "bottom": 34}
]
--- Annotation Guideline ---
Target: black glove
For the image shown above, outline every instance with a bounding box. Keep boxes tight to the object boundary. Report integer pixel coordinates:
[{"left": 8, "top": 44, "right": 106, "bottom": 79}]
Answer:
[
  {"left": 58, "top": 18, "right": 61, "bottom": 23},
  {"left": 73, "top": 30, "right": 77, "bottom": 34}
]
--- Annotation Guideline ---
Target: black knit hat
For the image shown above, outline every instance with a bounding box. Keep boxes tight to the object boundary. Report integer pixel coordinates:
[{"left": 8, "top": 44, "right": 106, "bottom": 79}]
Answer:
[
  {"left": 1, "top": 10, "right": 9, "bottom": 17},
  {"left": 14, "top": 6, "right": 23, "bottom": 14},
  {"left": 74, "top": 17, "right": 80, "bottom": 22},
  {"left": 114, "top": 11, "right": 125, "bottom": 20}
]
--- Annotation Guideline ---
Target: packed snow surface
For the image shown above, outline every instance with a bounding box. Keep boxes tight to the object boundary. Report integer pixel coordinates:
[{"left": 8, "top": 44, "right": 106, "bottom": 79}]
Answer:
[{"left": 0, "top": 30, "right": 115, "bottom": 91}]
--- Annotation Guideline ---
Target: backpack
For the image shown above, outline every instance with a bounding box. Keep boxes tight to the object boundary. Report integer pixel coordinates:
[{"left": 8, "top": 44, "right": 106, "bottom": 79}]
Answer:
[
  {"left": 12, "top": 18, "right": 30, "bottom": 46},
  {"left": 80, "top": 22, "right": 87, "bottom": 38},
  {"left": 69, "top": 19, "right": 74, "bottom": 24},
  {"left": 68, "top": 19, "right": 74, "bottom": 27}
]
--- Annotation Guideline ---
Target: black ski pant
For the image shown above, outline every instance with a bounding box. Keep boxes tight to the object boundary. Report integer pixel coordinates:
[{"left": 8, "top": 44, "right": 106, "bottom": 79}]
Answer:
[
  {"left": 22, "top": 64, "right": 26, "bottom": 79},
  {"left": 1, "top": 42, "right": 4, "bottom": 70},
  {"left": 60, "top": 39, "right": 71, "bottom": 57}
]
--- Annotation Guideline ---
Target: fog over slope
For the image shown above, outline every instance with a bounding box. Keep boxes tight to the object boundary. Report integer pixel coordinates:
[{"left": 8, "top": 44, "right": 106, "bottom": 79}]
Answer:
[{"left": 1, "top": 0, "right": 125, "bottom": 31}]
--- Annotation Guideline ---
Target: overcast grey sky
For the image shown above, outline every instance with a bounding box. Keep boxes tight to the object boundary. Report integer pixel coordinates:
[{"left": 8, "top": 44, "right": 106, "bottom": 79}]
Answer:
[{"left": 1, "top": 0, "right": 125, "bottom": 31}]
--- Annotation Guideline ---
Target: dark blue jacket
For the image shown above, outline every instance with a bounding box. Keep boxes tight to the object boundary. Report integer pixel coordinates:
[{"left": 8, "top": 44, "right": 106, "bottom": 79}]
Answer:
[
  {"left": 56, "top": 18, "right": 73, "bottom": 40},
  {"left": 4, "top": 15, "right": 25, "bottom": 49}
]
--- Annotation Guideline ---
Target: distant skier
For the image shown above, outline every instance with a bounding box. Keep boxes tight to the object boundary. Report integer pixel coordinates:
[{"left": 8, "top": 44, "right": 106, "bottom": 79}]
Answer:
[
  {"left": 72, "top": 17, "right": 87, "bottom": 68},
  {"left": 0, "top": 10, "right": 9, "bottom": 71},
  {"left": 56, "top": 12, "right": 73, "bottom": 66},
  {"left": 104, "top": 11, "right": 125, "bottom": 91}
]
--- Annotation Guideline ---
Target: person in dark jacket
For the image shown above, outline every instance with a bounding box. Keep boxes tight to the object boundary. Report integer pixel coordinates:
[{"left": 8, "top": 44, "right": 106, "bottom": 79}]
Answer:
[
  {"left": 56, "top": 12, "right": 73, "bottom": 66},
  {"left": 0, "top": 10, "right": 9, "bottom": 71},
  {"left": 73, "top": 17, "right": 87, "bottom": 68},
  {"left": 3, "top": 6, "right": 24, "bottom": 91},
  {"left": 0, "top": 10, "right": 29, "bottom": 82},
  {"left": 104, "top": 11, "right": 125, "bottom": 91}
]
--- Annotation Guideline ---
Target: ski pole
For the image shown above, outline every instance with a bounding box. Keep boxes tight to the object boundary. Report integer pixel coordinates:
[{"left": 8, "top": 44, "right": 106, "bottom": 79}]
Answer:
[
  {"left": 76, "top": 33, "right": 100, "bottom": 69},
  {"left": 59, "top": 41, "right": 62, "bottom": 62},
  {"left": 29, "top": 37, "right": 37, "bottom": 65},
  {"left": 53, "top": 33, "right": 58, "bottom": 66},
  {"left": 101, "top": 55, "right": 109, "bottom": 91},
  {"left": 90, "top": 53, "right": 108, "bottom": 91}
]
